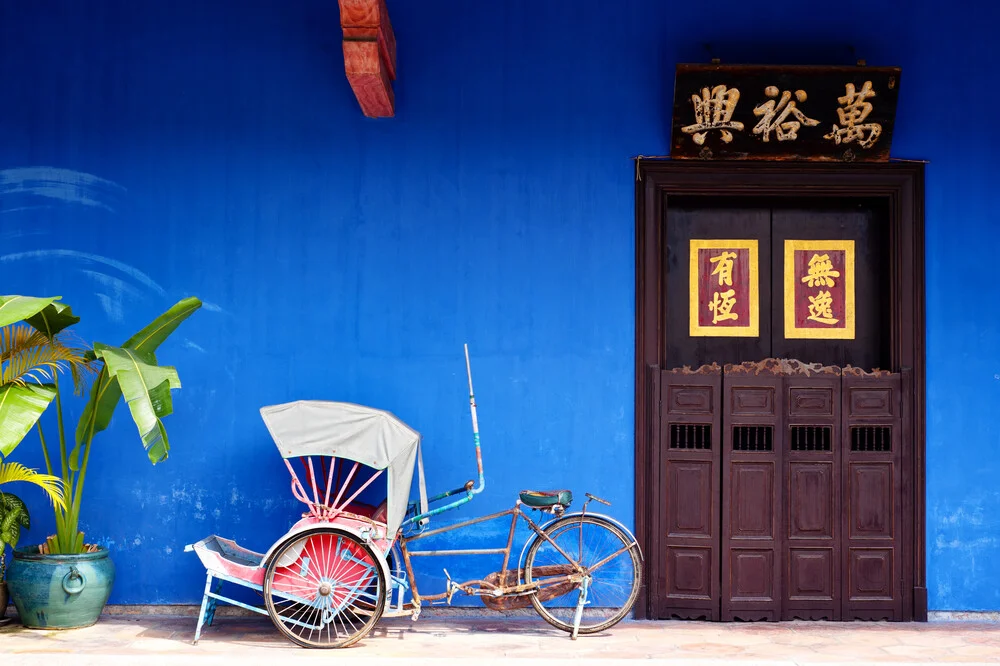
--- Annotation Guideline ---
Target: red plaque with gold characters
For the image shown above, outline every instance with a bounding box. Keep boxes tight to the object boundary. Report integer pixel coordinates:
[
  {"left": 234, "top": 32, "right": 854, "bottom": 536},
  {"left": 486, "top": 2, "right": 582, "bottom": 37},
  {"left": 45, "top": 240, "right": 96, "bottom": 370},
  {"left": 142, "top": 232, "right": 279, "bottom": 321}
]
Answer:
[
  {"left": 784, "top": 240, "right": 855, "bottom": 339},
  {"left": 689, "top": 239, "right": 759, "bottom": 337}
]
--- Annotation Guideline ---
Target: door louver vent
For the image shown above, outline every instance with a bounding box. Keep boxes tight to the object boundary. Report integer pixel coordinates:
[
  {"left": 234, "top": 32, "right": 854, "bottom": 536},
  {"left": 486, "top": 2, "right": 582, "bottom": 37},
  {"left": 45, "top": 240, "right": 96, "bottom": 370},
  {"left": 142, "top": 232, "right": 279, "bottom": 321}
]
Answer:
[
  {"left": 732, "top": 425, "right": 773, "bottom": 452},
  {"left": 670, "top": 423, "right": 712, "bottom": 449}
]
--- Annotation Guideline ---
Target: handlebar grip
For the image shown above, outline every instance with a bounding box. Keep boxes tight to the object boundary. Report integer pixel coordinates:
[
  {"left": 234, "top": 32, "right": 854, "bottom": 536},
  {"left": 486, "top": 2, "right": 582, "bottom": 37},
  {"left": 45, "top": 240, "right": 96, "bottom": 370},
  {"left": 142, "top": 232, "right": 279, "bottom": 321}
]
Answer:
[
  {"left": 464, "top": 480, "right": 475, "bottom": 491},
  {"left": 585, "top": 492, "right": 611, "bottom": 506}
]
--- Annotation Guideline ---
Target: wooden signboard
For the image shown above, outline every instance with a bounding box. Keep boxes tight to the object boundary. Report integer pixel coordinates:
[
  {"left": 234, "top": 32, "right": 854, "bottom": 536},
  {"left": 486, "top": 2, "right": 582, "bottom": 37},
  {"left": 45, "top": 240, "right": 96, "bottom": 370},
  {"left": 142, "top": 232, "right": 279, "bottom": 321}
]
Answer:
[{"left": 670, "top": 64, "right": 900, "bottom": 162}]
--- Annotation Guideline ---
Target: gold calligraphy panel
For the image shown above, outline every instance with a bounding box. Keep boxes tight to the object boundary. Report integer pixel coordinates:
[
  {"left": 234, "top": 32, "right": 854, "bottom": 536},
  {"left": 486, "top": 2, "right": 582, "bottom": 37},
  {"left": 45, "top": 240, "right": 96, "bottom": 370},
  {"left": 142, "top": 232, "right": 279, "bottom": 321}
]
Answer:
[
  {"left": 689, "top": 239, "right": 759, "bottom": 337},
  {"left": 784, "top": 240, "right": 855, "bottom": 339},
  {"left": 669, "top": 64, "right": 901, "bottom": 162}
]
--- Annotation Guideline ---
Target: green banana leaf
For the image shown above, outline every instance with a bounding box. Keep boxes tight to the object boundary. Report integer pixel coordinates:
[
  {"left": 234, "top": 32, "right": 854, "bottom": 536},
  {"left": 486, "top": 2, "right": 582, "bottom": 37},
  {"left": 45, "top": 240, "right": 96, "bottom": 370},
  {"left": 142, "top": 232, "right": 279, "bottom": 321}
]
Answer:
[
  {"left": 93, "top": 344, "right": 180, "bottom": 464},
  {"left": 0, "top": 492, "right": 30, "bottom": 550},
  {"left": 72, "top": 297, "right": 201, "bottom": 468},
  {"left": 0, "top": 295, "right": 60, "bottom": 328},
  {"left": 25, "top": 301, "right": 81, "bottom": 338},
  {"left": 0, "top": 384, "right": 58, "bottom": 458}
]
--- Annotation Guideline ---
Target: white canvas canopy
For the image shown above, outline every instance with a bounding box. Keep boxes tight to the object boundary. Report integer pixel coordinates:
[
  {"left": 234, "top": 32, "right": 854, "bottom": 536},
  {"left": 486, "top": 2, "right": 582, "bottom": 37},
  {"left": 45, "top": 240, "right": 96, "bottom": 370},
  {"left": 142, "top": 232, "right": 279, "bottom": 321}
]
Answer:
[{"left": 259, "top": 400, "right": 427, "bottom": 536}]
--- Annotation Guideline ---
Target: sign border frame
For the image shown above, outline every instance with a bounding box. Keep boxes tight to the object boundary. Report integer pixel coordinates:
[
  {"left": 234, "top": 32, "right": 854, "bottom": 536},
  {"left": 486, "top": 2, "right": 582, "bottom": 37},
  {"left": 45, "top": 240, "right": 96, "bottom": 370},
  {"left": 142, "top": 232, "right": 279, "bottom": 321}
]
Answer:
[
  {"left": 689, "top": 238, "right": 760, "bottom": 338},
  {"left": 783, "top": 239, "right": 856, "bottom": 339}
]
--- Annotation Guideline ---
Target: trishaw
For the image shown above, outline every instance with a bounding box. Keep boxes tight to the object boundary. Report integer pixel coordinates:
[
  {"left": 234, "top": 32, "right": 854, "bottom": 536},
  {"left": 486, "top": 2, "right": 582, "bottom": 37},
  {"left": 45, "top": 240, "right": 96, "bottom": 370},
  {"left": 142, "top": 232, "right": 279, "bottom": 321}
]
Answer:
[{"left": 186, "top": 346, "right": 642, "bottom": 648}]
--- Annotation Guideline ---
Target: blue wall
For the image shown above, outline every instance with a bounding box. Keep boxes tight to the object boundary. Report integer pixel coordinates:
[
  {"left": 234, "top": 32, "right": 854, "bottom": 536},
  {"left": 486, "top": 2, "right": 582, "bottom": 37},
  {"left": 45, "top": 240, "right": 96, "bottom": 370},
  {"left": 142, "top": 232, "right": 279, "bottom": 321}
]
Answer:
[{"left": 0, "top": 0, "right": 997, "bottom": 611}]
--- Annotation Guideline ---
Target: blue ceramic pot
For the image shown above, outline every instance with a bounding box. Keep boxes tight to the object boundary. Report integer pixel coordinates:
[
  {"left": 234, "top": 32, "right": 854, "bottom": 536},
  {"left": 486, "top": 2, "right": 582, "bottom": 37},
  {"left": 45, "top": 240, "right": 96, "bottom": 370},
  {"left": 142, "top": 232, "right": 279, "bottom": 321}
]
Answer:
[{"left": 6, "top": 546, "right": 115, "bottom": 629}]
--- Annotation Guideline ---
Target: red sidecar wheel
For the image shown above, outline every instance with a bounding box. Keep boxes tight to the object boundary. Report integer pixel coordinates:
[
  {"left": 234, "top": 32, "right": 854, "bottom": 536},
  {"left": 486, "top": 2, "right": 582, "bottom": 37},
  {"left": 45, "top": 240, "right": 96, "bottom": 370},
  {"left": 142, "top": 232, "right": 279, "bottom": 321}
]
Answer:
[{"left": 263, "top": 527, "right": 386, "bottom": 648}]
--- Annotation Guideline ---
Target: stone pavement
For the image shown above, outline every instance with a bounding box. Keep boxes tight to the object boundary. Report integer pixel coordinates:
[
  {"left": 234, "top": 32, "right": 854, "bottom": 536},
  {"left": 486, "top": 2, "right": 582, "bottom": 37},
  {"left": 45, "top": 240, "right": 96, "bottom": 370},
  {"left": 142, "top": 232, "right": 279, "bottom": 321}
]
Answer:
[{"left": 2, "top": 614, "right": 999, "bottom": 665}]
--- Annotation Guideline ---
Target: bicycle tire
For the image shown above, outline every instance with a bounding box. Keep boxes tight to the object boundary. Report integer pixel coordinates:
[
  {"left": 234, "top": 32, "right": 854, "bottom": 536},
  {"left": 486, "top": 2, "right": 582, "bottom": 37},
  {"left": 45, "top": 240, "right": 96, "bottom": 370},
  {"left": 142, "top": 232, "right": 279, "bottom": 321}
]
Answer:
[{"left": 523, "top": 514, "right": 642, "bottom": 635}]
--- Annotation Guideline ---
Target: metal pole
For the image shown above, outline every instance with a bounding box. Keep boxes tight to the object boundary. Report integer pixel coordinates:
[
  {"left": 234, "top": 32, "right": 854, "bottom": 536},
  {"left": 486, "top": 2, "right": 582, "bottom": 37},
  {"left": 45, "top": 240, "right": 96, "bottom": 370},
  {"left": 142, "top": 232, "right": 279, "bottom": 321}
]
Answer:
[{"left": 465, "top": 343, "right": 485, "bottom": 492}]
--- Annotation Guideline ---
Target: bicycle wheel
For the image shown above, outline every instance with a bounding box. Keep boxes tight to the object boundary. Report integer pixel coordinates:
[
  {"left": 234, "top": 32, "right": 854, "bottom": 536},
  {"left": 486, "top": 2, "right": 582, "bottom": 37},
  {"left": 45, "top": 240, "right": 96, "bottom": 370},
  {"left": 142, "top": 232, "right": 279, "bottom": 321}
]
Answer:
[
  {"left": 524, "top": 515, "right": 641, "bottom": 635},
  {"left": 264, "top": 528, "right": 386, "bottom": 648}
]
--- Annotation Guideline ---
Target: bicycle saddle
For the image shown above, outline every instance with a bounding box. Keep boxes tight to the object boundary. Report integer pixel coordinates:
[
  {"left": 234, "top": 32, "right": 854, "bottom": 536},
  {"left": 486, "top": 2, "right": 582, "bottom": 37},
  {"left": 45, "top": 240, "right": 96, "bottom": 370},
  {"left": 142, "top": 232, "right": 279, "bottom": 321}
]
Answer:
[{"left": 519, "top": 489, "right": 573, "bottom": 509}]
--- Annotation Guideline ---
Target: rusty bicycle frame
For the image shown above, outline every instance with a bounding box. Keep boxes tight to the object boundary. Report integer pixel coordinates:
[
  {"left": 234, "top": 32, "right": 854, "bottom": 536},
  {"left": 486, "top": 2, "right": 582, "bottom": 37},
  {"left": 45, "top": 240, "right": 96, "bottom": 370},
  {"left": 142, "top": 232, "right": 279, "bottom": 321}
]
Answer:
[{"left": 397, "top": 494, "right": 622, "bottom": 609}]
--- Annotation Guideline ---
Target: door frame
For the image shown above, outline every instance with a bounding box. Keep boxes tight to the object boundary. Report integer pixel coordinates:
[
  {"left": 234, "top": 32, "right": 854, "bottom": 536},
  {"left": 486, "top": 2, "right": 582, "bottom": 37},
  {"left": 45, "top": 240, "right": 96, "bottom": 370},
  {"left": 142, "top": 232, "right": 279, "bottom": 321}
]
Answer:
[{"left": 633, "top": 159, "right": 926, "bottom": 621}]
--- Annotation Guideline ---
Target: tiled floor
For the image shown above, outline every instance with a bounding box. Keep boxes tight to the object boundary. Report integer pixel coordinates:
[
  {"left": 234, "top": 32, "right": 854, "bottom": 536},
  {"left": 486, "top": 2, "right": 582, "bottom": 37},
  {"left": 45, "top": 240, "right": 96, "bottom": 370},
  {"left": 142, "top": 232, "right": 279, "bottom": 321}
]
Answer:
[{"left": 2, "top": 614, "right": 1000, "bottom": 665}]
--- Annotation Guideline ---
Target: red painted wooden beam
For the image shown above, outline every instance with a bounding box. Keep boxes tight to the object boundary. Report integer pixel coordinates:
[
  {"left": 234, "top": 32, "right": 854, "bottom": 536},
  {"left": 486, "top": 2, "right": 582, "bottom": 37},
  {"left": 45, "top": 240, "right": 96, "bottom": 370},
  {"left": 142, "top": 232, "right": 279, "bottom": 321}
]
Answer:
[{"left": 338, "top": 0, "right": 395, "bottom": 118}]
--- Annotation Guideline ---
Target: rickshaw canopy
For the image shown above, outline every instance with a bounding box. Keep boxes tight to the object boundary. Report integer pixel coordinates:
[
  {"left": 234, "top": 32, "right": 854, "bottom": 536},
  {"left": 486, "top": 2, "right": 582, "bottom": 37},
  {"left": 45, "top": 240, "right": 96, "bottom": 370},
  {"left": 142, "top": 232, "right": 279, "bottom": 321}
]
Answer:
[{"left": 259, "top": 400, "right": 425, "bottom": 535}]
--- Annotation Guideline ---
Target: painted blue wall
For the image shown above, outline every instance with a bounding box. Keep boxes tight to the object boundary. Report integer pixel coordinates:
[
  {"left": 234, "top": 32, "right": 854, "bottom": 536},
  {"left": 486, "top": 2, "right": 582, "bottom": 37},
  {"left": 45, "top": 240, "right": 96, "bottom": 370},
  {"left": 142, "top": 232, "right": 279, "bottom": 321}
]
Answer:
[{"left": 0, "top": 0, "right": 997, "bottom": 611}]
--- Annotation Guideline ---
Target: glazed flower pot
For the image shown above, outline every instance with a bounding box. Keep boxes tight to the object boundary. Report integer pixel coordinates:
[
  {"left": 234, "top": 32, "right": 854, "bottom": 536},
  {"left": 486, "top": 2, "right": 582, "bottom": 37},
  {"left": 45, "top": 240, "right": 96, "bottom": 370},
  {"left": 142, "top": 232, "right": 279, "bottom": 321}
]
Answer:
[{"left": 6, "top": 546, "right": 115, "bottom": 629}]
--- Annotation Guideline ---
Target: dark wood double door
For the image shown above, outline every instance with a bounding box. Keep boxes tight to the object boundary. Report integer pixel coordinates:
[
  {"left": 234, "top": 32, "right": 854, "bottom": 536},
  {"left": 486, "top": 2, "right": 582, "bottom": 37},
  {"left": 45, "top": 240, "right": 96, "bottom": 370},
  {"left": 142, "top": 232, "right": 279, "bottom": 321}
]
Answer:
[
  {"left": 655, "top": 361, "right": 907, "bottom": 621},
  {"left": 651, "top": 196, "right": 910, "bottom": 622}
]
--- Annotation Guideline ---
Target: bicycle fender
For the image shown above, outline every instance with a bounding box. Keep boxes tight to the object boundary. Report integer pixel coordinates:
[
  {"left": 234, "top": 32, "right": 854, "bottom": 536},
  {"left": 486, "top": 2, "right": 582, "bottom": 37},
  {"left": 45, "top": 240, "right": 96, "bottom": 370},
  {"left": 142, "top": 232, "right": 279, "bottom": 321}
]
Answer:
[
  {"left": 261, "top": 523, "right": 392, "bottom": 586},
  {"left": 516, "top": 511, "right": 644, "bottom": 574}
]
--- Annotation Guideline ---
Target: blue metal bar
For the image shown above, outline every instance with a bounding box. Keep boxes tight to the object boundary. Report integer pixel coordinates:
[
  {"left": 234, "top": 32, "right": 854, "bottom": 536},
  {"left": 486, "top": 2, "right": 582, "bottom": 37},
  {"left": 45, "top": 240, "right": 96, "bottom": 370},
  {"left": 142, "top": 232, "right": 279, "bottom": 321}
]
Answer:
[
  {"left": 402, "top": 490, "right": 476, "bottom": 526},
  {"left": 406, "top": 548, "right": 507, "bottom": 557},
  {"left": 193, "top": 573, "right": 214, "bottom": 644},
  {"left": 204, "top": 591, "right": 269, "bottom": 616}
]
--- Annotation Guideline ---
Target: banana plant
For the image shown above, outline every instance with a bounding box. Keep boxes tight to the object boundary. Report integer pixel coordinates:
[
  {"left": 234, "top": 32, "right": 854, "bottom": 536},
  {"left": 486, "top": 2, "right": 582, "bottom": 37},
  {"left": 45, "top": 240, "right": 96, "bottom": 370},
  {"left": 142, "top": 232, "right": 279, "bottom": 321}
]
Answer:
[{"left": 0, "top": 295, "right": 201, "bottom": 554}]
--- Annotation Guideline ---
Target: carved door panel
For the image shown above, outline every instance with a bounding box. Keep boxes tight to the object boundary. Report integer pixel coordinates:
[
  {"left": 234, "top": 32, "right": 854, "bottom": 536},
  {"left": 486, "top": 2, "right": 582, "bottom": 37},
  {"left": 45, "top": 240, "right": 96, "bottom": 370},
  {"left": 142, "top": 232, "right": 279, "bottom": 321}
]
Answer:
[
  {"left": 656, "top": 365, "right": 722, "bottom": 620},
  {"left": 841, "top": 369, "right": 903, "bottom": 620},
  {"left": 721, "top": 362, "right": 783, "bottom": 621},
  {"left": 782, "top": 366, "right": 842, "bottom": 620}
]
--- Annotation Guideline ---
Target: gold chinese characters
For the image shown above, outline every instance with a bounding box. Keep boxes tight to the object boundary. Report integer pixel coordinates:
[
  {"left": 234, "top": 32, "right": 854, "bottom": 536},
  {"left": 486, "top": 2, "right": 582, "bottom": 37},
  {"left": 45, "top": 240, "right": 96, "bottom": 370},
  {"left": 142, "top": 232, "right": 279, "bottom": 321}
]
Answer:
[
  {"left": 690, "top": 240, "right": 759, "bottom": 338},
  {"left": 682, "top": 85, "right": 744, "bottom": 145},
  {"left": 683, "top": 81, "right": 883, "bottom": 148},
  {"left": 784, "top": 240, "right": 856, "bottom": 340}
]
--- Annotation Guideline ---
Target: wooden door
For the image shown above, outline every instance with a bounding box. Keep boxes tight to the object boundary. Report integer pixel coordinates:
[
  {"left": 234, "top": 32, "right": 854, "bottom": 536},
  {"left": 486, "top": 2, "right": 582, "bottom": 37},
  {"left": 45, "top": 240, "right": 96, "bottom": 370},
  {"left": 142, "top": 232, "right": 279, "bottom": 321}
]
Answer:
[
  {"left": 656, "top": 365, "right": 721, "bottom": 620},
  {"left": 635, "top": 160, "right": 926, "bottom": 623},
  {"left": 841, "top": 368, "right": 904, "bottom": 620},
  {"left": 721, "top": 362, "right": 783, "bottom": 621},
  {"left": 782, "top": 364, "right": 842, "bottom": 621}
]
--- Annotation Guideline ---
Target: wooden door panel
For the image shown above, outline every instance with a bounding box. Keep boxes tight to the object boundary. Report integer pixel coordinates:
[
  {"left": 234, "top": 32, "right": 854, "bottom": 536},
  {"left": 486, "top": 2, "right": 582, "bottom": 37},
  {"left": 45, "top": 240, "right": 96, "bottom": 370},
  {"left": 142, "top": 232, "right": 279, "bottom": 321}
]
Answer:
[
  {"left": 848, "top": 463, "right": 894, "bottom": 538},
  {"left": 665, "top": 460, "right": 714, "bottom": 536},
  {"left": 666, "top": 547, "right": 715, "bottom": 601},
  {"left": 849, "top": 389, "right": 895, "bottom": 417},
  {"left": 730, "top": 463, "right": 775, "bottom": 537},
  {"left": 788, "top": 549, "right": 835, "bottom": 601},
  {"left": 841, "top": 369, "right": 902, "bottom": 620},
  {"left": 781, "top": 365, "right": 841, "bottom": 620},
  {"left": 788, "top": 462, "right": 834, "bottom": 538},
  {"left": 847, "top": 548, "right": 895, "bottom": 601},
  {"left": 730, "top": 387, "right": 774, "bottom": 415},
  {"left": 722, "top": 363, "right": 782, "bottom": 621},
  {"left": 657, "top": 366, "right": 722, "bottom": 620},
  {"left": 666, "top": 385, "right": 715, "bottom": 415},
  {"left": 729, "top": 550, "right": 775, "bottom": 602},
  {"left": 788, "top": 387, "right": 835, "bottom": 417}
]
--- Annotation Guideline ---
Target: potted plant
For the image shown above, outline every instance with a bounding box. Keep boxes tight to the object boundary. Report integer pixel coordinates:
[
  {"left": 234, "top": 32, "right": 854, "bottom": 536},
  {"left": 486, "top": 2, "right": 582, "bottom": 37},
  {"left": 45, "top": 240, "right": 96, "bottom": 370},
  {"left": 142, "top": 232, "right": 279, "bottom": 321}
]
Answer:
[
  {"left": 0, "top": 461, "right": 66, "bottom": 621},
  {"left": 0, "top": 294, "right": 200, "bottom": 628}
]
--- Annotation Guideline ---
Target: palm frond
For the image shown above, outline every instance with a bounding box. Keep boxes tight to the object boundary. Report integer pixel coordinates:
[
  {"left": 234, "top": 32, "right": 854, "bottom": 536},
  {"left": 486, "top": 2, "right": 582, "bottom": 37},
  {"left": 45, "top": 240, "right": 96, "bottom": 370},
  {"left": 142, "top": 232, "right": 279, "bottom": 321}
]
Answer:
[
  {"left": 0, "top": 461, "right": 66, "bottom": 509},
  {"left": 0, "top": 324, "right": 96, "bottom": 395},
  {"left": 0, "top": 324, "right": 47, "bottom": 362}
]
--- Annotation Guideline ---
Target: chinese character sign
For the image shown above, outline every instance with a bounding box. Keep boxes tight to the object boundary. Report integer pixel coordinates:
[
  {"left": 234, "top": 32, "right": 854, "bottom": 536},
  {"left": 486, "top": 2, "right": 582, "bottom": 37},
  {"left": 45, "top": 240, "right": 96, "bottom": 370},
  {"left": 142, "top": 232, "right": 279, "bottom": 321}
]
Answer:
[
  {"left": 670, "top": 64, "right": 900, "bottom": 162},
  {"left": 784, "top": 240, "right": 856, "bottom": 339},
  {"left": 690, "top": 239, "right": 759, "bottom": 337}
]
